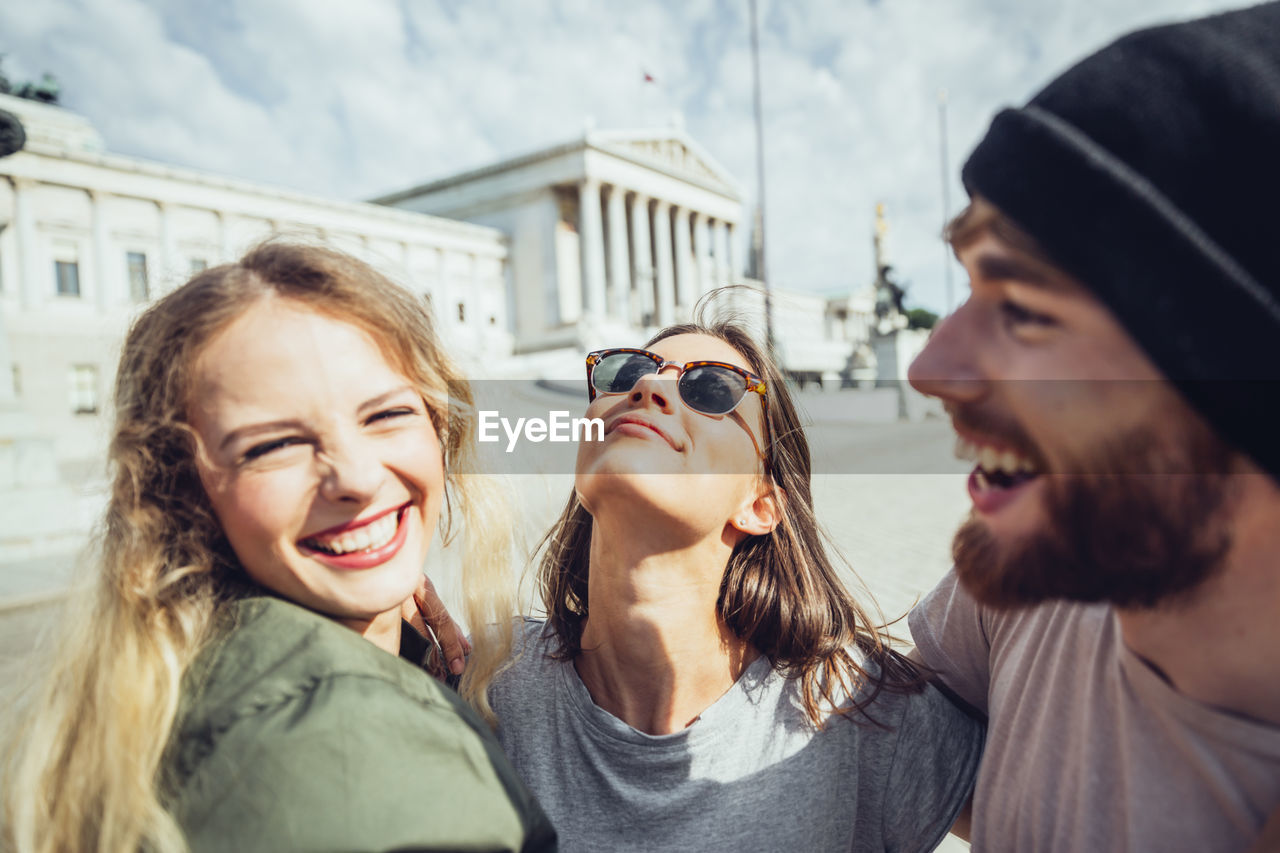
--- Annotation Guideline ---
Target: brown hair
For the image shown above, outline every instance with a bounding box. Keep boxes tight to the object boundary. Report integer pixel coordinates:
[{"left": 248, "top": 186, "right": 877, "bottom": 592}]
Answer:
[
  {"left": 945, "top": 196, "right": 1059, "bottom": 267},
  {"left": 533, "top": 316, "right": 924, "bottom": 727},
  {"left": 3, "top": 242, "right": 513, "bottom": 853}
]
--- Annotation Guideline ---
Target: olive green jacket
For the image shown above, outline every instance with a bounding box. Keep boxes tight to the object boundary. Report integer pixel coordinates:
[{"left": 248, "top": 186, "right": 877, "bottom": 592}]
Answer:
[{"left": 164, "top": 593, "right": 557, "bottom": 852}]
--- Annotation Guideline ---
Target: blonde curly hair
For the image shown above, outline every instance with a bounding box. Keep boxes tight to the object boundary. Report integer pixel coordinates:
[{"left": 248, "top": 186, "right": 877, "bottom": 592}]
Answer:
[{"left": 2, "top": 242, "right": 514, "bottom": 853}]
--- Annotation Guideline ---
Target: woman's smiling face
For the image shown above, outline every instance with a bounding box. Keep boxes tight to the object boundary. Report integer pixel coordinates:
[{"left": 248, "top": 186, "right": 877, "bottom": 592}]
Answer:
[
  {"left": 574, "top": 333, "right": 771, "bottom": 533},
  {"left": 188, "top": 296, "right": 444, "bottom": 625}
]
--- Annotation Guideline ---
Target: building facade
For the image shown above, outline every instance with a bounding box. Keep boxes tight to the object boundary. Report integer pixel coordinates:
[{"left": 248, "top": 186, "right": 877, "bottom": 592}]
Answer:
[
  {"left": 0, "top": 92, "right": 511, "bottom": 468},
  {"left": 374, "top": 129, "right": 743, "bottom": 355},
  {"left": 0, "top": 95, "right": 914, "bottom": 562}
]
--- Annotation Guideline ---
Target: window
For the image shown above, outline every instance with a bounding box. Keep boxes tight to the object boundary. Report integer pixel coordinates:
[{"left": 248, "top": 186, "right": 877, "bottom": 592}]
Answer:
[
  {"left": 190, "top": 258, "right": 207, "bottom": 274},
  {"left": 55, "top": 260, "right": 81, "bottom": 297},
  {"left": 457, "top": 302, "right": 466, "bottom": 323},
  {"left": 127, "top": 251, "right": 149, "bottom": 301},
  {"left": 69, "top": 364, "right": 99, "bottom": 414}
]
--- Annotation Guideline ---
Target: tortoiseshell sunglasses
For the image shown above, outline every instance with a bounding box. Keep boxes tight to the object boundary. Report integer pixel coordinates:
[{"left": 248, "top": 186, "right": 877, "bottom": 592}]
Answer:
[{"left": 585, "top": 348, "right": 773, "bottom": 470}]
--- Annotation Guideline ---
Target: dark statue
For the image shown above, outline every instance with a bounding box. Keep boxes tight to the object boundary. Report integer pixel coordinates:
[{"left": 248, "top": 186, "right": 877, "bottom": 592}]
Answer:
[{"left": 0, "top": 109, "right": 24, "bottom": 159}]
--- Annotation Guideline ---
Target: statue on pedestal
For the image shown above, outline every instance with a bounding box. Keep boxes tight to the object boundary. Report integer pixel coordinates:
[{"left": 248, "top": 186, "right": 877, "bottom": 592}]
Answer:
[{"left": 0, "top": 107, "right": 26, "bottom": 158}]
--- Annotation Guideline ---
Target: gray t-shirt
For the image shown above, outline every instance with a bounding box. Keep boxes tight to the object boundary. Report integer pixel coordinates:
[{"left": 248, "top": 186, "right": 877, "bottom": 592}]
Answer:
[
  {"left": 910, "top": 568, "right": 1280, "bottom": 852},
  {"left": 489, "top": 620, "right": 983, "bottom": 853}
]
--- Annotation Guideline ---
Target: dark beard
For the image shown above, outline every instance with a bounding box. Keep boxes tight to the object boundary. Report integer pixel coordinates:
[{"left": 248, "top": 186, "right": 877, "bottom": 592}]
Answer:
[{"left": 952, "top": 423, "right": 1237, "bottom": 610}]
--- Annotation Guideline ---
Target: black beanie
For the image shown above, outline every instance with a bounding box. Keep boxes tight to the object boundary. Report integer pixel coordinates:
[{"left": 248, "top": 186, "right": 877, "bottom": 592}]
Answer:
[{"left": 962, "top": 2, "right": 1280, "bottom": 480}]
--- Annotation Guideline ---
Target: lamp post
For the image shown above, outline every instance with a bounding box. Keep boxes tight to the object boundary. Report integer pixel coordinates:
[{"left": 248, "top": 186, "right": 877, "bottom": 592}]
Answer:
[
  {"left": 0, "top": 108, "right": 24, "bottom": 407},
  {"left": 937, "top": 89, "right": 954, "bottom": 314},
  {"left": 748, "top": 0, "right": 774, "bottom": 352}
]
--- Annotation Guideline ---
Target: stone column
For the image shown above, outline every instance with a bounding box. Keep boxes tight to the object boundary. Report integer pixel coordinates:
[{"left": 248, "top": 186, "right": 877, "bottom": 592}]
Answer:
[
  {"left": 12, "top": 178, "right": 41, "bottom": 310},
  {"left": 399, "top": 241, "right": 411, "bottom": 283},
  {"left": 0, "top": 303, "right": 14, "bottom": 405},
  {"left": 726, "top": 222, "right": 741, "bottom": 282},
  {"left": 692, "top": 211, "right": 711, "bottom": 299},
  {"left": 578, "top": 178, "right": 606, "bottom": 319},
  {"left": 651, "top": 200, "right": 675, "bottom": 327},
  {"left": 672, "top": 205, "right": 693, "bottom": 315},
  {"left": 468, "top": 250, "right": 482, "bottom": 334},
  {"left": 605, "top": 184, "right": 631, "bottom": 321},
  {"left": 629, "top": 193, "right": 653, "bottom": 324},
  {"left": 713, "top": 219, "right": 731, "bottom": 290},
  {"left": 216, "top": 211, "right": 233, "bottom": 261},
  {"left": 158, "top": 201, "right": 180, "bottom": 293},
  {"left": 89, "top": 189, "right": 112, "bottom": 312},
  {"left": 428, "top": 246, "right": 444, "bottom": 315}
]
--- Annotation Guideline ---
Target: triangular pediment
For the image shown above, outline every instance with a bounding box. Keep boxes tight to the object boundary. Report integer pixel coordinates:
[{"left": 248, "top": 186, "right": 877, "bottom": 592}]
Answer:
[{"left": 590, "top": 131, "right": 741, "bottom": 200}]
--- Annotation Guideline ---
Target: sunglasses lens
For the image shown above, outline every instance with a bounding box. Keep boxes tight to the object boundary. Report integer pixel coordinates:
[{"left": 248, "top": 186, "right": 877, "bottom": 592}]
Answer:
[
  {"left": 592, "top": 352, "right": 658, "bottom": 395},
  {"left": 679, "top": 365, "right": 748, "bottom": 415}
]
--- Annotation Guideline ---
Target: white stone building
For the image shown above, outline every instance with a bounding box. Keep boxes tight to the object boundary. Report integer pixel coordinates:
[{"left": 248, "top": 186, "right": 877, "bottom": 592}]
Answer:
[
  {"left": 0, "top": 94, "right": 904, "bottom": 564},
  {"left": 374, "top": 128, "right": 744, "bottom": 356},
  {"left": 0, "top": 92, "right": 518, "bottom": 560},
  {"left": 0, "top": 92, "right": 511, "bottom": 468}
]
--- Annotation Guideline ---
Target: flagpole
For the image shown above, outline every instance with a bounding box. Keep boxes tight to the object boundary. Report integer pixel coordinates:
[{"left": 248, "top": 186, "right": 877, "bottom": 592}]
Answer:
[
  {"left": 640, "top": 69, "right": 656, "bottom": 128},
  {"left": 749, "top": 0, "right": 775, "bottom": 352}
]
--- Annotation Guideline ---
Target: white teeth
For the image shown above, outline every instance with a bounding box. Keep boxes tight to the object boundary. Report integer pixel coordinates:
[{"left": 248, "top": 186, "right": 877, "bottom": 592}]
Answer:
[
  {"left": 954, "top": 435, "right": 1040, "bottom": 476},
  {"left": 305, "top": 511, "right": 400, "bottom": 556},
  {"left": 974, "top": 468, "right": 991, "bottom": 491}
]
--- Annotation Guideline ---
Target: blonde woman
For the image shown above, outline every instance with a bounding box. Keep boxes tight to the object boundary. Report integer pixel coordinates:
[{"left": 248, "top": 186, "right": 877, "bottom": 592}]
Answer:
[
  {"left": 478, "top": 322, "right": 983, "bottom": 851},
  {"left": 2, "top": 244, "right": 554, "bottom": 852}
]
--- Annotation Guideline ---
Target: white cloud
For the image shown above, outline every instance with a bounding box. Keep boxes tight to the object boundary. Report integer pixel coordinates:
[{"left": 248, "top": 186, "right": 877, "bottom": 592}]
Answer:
[{"left": 0, "top": 0, "right": 1250, "bottom": 313}]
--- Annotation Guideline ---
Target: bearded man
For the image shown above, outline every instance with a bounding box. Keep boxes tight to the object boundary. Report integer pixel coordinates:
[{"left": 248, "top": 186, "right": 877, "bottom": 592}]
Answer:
[{"left": 907, "top": 4, "right": 1280, "bottom": 850}]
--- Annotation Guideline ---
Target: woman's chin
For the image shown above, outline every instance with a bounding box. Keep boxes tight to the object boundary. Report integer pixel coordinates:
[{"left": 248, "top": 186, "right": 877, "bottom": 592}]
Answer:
[
  {"left": 579, "top": 476, "right": 704, "bottom": 532},
  {"left": 577, "top": 462, "right": 690, "bottom": 501}
]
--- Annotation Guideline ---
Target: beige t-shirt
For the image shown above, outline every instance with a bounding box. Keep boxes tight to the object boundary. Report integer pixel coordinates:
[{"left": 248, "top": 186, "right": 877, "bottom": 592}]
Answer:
[{"left": 910, "top": 568, "right": 1280, "bottom": 852}]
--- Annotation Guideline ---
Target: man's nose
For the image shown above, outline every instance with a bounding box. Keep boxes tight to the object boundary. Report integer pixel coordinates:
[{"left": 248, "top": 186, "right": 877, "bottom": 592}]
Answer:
[{"left": 907, "top": 303, "right": 985, "bottom": 404}]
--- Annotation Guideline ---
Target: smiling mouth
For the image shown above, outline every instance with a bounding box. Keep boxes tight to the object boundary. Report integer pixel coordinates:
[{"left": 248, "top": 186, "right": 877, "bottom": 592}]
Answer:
[
  {"left": 956, "top": 434, "right": 1042, "bottom": 493},
  {"left": 300, "top": 504, "right": 408, "bottom": 556}
]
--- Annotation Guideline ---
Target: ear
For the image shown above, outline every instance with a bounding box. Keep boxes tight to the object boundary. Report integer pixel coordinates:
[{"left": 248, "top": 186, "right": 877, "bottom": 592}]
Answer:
[{"left": 730, "top": 484, "right": 783, "bottom": 537}]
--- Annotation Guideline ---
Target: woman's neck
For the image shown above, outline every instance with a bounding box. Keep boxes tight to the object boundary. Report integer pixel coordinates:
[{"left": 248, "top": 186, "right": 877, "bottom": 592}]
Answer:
[
  {"left": 338, "top": 607, "right": 403, "bottom": 655},
  {"left": 575, "top": 511, "right": 757, "bottom": 735}
]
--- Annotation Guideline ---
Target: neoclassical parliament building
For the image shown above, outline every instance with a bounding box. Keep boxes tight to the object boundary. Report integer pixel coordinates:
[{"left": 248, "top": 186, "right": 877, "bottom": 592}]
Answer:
[
  {"left": 374, "top": 128, "right": 746, "bottom": 354},
  {"left": 0, "top": 92, "right": 908, "bottom": 559}
]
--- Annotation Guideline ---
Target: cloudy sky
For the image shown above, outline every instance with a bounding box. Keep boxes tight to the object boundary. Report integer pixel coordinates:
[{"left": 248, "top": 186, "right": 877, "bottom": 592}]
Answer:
[{"left": 0, "top": 0, "right": 1247, "bottom": 314}]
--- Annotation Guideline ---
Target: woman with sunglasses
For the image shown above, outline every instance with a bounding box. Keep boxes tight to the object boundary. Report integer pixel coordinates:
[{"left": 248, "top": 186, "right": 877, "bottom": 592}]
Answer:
[{"left": 480, "top": 320, "right": 983, "bottom": 852}]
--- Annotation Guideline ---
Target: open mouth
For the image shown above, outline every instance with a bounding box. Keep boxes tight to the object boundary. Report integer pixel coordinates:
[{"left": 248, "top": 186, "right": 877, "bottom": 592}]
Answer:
[
  {"left": 956, "top": 435, "right": 1043, "bottom": 511},
  {"left": 299, "top": 503, "right": 410, "bottom": 559}
]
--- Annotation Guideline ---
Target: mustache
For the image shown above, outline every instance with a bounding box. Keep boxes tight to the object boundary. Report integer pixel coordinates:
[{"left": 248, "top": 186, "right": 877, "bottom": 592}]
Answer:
[{"left": 946, "top": 403, "right": 1046, "bottom": 466}]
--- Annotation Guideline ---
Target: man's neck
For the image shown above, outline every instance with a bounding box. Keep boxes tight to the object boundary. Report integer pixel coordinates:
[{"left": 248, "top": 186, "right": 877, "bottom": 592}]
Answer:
[
  {"left": 1118, "top": 476, "right": 1280, "bottom": 726},
  {"left": 574, "top": 516, "right": 756, "bottom": 736}
]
